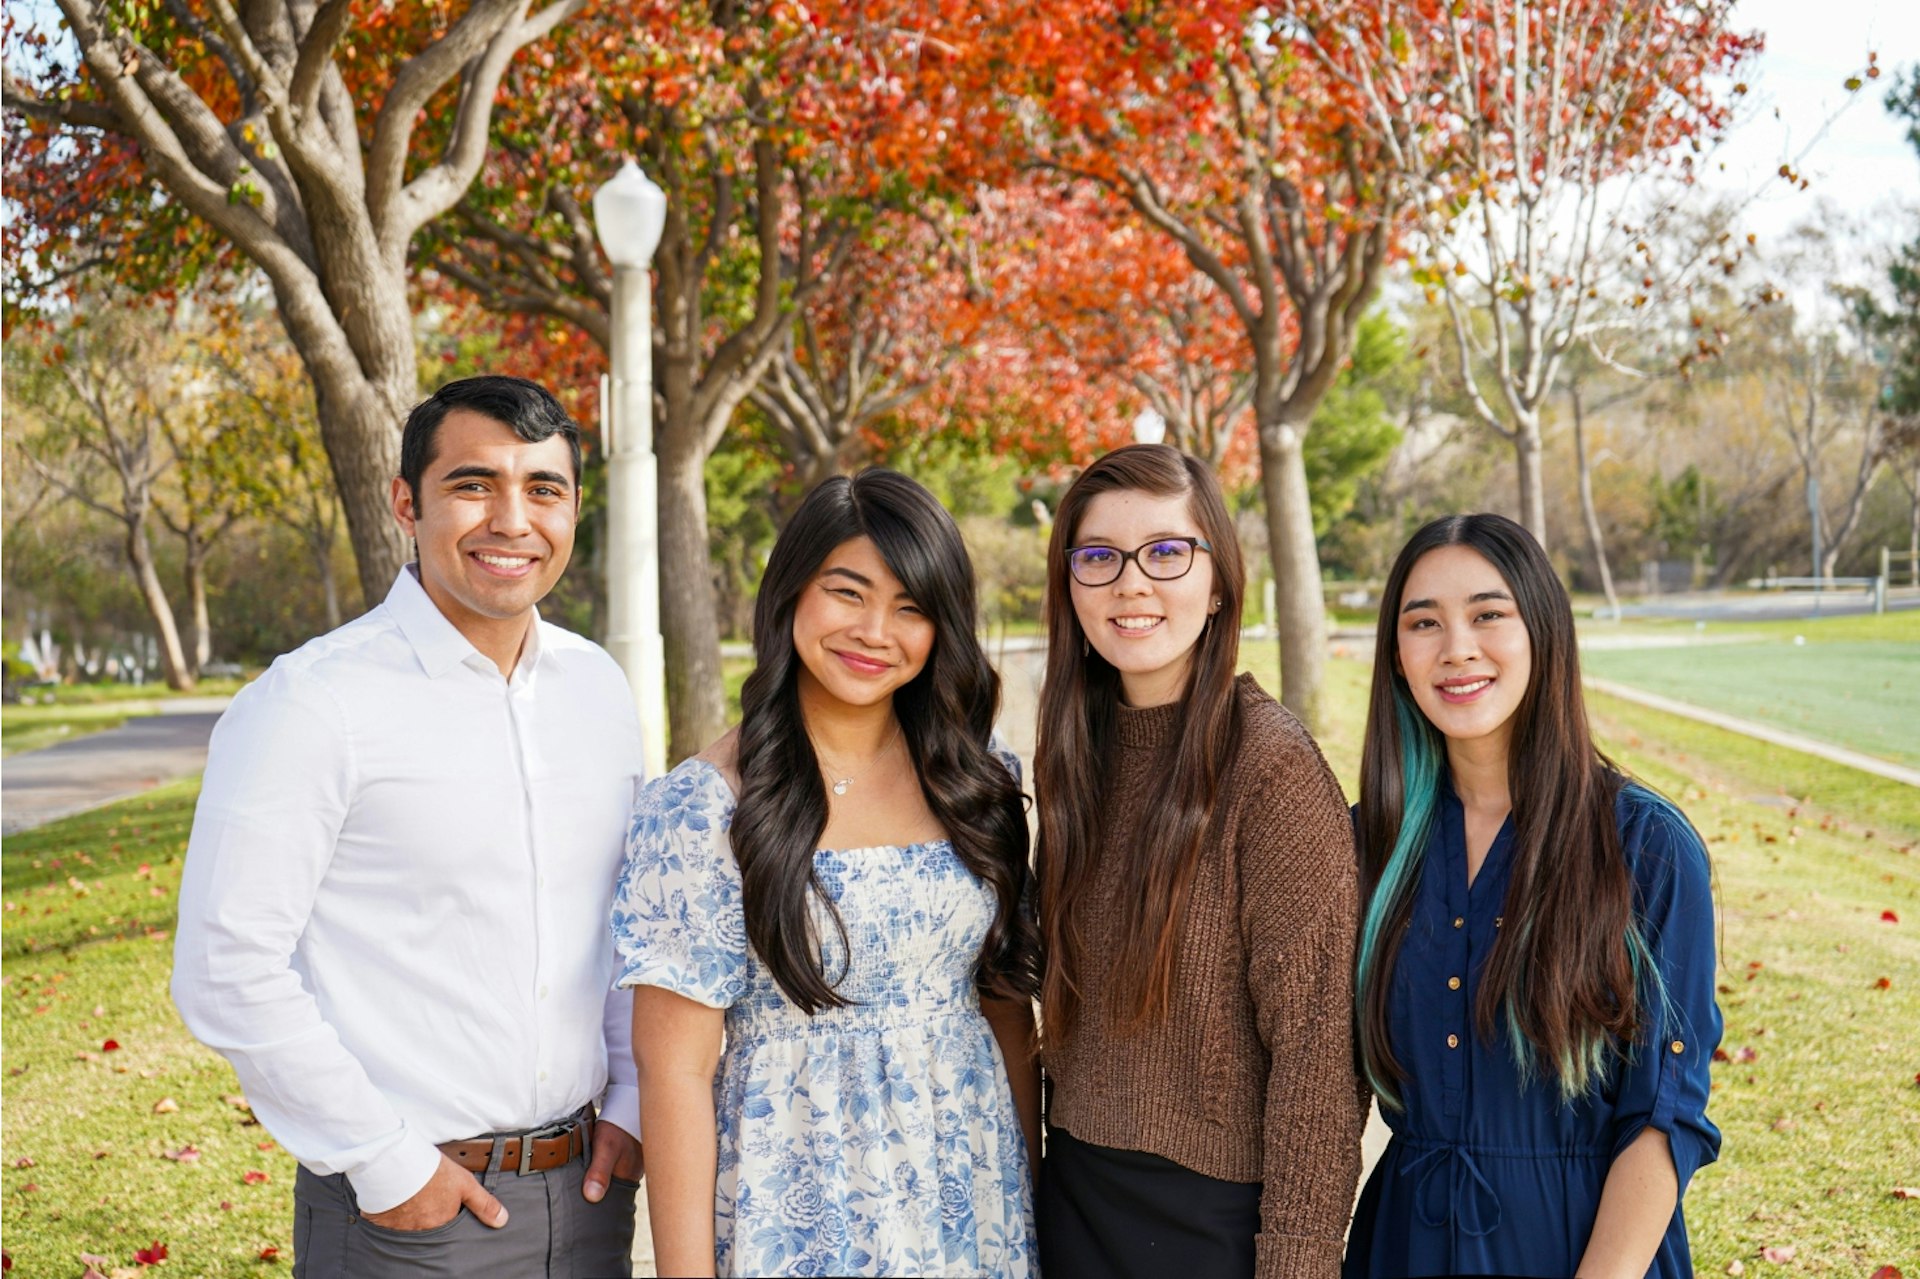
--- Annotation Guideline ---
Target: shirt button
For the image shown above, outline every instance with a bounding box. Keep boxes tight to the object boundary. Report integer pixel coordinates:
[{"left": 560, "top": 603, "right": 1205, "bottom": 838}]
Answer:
[
  {"left": 539, "top": 985, "right": 550, "bottom": 1000},
  {"left": 1446, "top": 1034, "right": 1459, "bottom": 1049},
  {"left": 1495, "top": 915, "right": 1504, "bottom": 928},
  {"left": 1447, "top": 976, "right": 1461, "bottom": 990},
  {"left": 539, "top": 1070, "right": 549, "bottom": 1082},
  {"left": 1670, "top": 1040, "right": 1685, "bottom": 1055},
  {"left": 1453, "top": 916, "right": 1465, "bottom": 929}
]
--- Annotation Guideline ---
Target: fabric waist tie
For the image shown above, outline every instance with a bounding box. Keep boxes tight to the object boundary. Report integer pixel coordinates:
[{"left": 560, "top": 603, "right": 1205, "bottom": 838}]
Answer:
[{"left": 1399, "top": 1140, "right": 1503, "bottom": 1238}]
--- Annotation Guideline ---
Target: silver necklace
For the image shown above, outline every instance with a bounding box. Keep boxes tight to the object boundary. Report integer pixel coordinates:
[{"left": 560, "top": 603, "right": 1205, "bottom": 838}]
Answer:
[{"left": 815, "top": 719, "right": 902, "bottom": 796}]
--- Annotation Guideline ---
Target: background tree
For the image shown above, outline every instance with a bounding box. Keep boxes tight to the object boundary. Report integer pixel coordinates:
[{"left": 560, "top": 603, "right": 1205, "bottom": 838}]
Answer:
[
  {"left": 196, "top": 307, "right": 354, "bottom": 630},
  {"left": 5, "top": 0, "right": 588, "bottom": 603},
  {"left": 8, "top": 302, "right": 199, "bottom": 688},
  {"left": 1854, "top": 66, "right": 1920, "bottom": 577},
  {"left": 1302, "top": 0, "right": 1761, "bottom": 546}
]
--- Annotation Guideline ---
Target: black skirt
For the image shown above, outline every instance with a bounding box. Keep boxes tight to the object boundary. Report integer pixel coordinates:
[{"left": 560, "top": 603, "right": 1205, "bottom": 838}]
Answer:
[{"left": 1038, "top": 1124, "right": 1262, "bottom": 1279}]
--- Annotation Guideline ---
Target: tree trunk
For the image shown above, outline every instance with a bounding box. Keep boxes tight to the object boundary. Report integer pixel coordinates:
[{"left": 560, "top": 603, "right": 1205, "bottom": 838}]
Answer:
[
  {"left": 318, "top": 542, "right": 343, "bottom": 632},
  {"left": 1804, "top": 463, "right": 1824, "bottom": 579},
  {"left": 126, "top": 520, "right": 193, "bottom": 692},
  {"left": 1514, "top": 420, "right": 1548, "bottom": 546},
  {"left": 1569, "top": 387, "right": 1618, "bottom": 619},
  {"left": 1256, "top": 414, "right": 1328, "bottom": 732},
  {"left": 656, "top": 415, "right": 728, "bottom": 763},
  {"left": 184, "top": 547, "right": 212, "bottom": 678}
]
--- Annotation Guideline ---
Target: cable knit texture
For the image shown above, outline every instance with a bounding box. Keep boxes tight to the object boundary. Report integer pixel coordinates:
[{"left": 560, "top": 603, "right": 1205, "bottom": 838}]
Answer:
[{"left": 1042, "top": 674, "right": 1367, "bottom": 1278}]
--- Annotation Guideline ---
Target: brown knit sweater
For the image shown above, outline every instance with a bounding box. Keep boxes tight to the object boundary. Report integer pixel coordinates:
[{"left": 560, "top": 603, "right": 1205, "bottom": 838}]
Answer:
[{"left": 1041, "top": 674, "right": 1366, "bottom": 1278}]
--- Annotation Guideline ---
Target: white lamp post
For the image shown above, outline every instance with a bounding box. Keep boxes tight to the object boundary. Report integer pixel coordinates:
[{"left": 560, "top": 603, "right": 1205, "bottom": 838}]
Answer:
[
  {"left": 594, "top": 160, "right": 669, "bottom": 779},
  {"left": 1132, "top": 408, "right": 1167, "bottom": 446}
]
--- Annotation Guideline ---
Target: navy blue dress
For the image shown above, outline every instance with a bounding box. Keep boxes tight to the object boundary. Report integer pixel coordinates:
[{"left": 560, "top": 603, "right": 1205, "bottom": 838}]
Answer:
[{"left": 1344, "top": 778, "right": 1722, "bottom": 1278}]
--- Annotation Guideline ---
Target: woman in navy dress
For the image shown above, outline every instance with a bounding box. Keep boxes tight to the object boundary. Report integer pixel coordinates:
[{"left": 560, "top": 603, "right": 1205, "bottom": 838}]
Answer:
[{"left": 1345, "top": 513, "right": 1721, "bottom": 1279}]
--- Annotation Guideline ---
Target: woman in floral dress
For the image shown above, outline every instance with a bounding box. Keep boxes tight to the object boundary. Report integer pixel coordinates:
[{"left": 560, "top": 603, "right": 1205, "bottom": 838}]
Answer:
[{"left": 612, "top": 468, "right": 1041, "bottom": 1278}]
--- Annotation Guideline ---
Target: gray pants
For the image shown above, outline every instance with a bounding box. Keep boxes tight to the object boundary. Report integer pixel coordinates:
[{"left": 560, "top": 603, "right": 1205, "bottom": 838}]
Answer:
[{"left": 291, "top": 1155, "right": 638, "bottom": 1278}]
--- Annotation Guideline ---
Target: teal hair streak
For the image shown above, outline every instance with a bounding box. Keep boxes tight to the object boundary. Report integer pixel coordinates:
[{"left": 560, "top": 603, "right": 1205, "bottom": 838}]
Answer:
[{"left": 1356, "top": 686, "right": 1444, "bottom": 1111}]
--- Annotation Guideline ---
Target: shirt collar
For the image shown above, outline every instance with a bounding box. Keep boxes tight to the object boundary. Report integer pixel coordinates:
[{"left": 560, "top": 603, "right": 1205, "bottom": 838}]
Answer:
[{"left": 385, "top": 565, "right": 551, "bottom": 681}]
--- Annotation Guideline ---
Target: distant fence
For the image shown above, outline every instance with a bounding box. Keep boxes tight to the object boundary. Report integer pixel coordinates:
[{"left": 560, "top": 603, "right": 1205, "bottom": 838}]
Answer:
[
  {"left": 1884, "top": 547, "right": 1919, "bottom": 591},
  {"left": 1745, "top": 572, "right": 1890, "bottom": 615}
]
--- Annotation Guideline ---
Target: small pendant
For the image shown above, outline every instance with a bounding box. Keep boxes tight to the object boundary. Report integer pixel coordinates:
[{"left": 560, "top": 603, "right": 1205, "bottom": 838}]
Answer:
[{"left": 832, "top": 779, "right": 850, "bottom": 796}]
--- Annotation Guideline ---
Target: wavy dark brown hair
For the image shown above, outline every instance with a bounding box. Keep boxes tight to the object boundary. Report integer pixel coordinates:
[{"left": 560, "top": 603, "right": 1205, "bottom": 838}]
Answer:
[
  {"left": 1356, "top": 513, "right": 1667, "bottom": 1106},
  {"left": 1034, "top": 444, "right": 1246, "bottom": 1046},
  {"left": 732, "top": 468, "right": 1040, "bottom": 1014}
]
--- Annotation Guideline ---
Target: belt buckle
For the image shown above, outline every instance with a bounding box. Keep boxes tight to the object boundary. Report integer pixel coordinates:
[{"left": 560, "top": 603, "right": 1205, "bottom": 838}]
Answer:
[{"left": 517, "top": 1114, "right": 575, "bottom": 1175}]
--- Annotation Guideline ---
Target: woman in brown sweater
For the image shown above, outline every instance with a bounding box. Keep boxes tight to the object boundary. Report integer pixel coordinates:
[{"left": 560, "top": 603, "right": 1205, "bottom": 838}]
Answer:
[{"left": 1033, "top": 444, "right": 1367, "bottom": 1279}]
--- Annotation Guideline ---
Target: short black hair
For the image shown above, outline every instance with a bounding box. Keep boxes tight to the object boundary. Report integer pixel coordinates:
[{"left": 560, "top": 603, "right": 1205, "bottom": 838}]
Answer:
[{"left": 399, "top": 376, "right": 582, "bottom": 502}]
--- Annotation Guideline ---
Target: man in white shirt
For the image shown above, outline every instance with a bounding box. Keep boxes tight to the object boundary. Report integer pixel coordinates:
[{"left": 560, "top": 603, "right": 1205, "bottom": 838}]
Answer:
[{"left": 173, "top": 376, "right": 646, "bottom": 1275}]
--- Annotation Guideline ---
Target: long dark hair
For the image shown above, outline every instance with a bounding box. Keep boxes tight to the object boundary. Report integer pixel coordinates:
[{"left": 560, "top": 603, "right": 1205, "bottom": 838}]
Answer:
[
  {"left": 1356, "top": 513, "right": 1665, "bottom": 1106},
  {"left": 732, "top": 467, "right": 1039, "bottom": 1014},
  {"left": 1035, "top": 444, "right": 1247, "bottom": 1046}
]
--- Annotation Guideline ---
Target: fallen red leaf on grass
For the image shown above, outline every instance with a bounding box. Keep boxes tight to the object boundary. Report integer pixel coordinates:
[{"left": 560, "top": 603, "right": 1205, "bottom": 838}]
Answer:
[
  {"left": 18, "top": 1184, "right": 38, "bottom": 1194},
  {"left": 102, "top": 1039, "right": 120, "bottom": 1052},
  {"left": 1892, "top": 1187, "right": 1919, "bottom": 1199},
  {"left": 1737, "top": 1046, "right": 1759, "bottom": 1063},
  {"left": 257, "top": 1140, "right": 275, "bottom": 1151},
  {"left": 133, "top": 1240, "right": 169, "bottom": 1265},
  {"left": 243, "top": 1170, "right": 271, "bottom": 1185},
  {"left": 1761, "top": 1245, "right": 1796, "bottom": 1263},
  {"left": 161, "top": 1144, "right": 200, "bottom": 1163},
  {"left": 1875, "top": 976, "right": 1893, "bottom": 989},
  {"left": 151, "top": 1097, "right": 178, "bottom": 1114},
  {"left": 219, "top": 1200, "right": 233, "bottom": 1211},
  {"left": 1882, "top": 910, "right": 1900, "bottom": 923},
  {"left": 1869, "top": 1268, "right": 1904, "bottom": 1279},
  {"left": 259, "top": 1246, "right": 282, "bottom": 1262},
  {"left": 3, "top": 1247, "right": 12, "bottom": 1271},
  {"left": 1712, "top": 1047, "right": 1732, "bottom": 1062}
]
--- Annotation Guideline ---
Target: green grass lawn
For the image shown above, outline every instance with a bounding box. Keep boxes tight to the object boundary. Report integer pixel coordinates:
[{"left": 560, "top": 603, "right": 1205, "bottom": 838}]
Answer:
[
  {"left": 1580, "top": 614, "right": 1920, "bottom": 769},
  {"left": 3, "top": 649, "right": 1914, "bottom": 1272},
  {"left": 2, "top": 679, "right": 249, "bottom": 758},
  {"left": 3, "top": 702, "right": 143, "bottom": 757},
  {"left": 2, "top": 781, "right": 301, "bottom": 1277}
]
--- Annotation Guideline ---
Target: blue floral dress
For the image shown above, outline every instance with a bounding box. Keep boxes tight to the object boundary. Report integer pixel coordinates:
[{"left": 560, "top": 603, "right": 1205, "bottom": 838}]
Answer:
[{"left": 611, "top": 756, "right": 1037, "bottom": 1278}]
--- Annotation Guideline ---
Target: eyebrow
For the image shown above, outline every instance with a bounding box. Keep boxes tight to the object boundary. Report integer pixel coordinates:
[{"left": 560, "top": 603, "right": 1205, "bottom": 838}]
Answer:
[
  {"left": 440, "top": 464, "right": 572, "bottom": 490},
  {"left": 821, "top": 566, "right": 915, "bottom": 600},
  {"left": 1074, "top": 531, "right": 1194, "bottom": 544},
  {"left": 1400, "top": 589, "right": 1514, "bottom": 614}
]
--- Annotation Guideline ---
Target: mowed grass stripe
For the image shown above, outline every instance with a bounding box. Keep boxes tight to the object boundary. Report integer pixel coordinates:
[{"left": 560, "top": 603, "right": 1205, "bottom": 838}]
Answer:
[{"left": 1581, "top": 639, "right": 1920, "bottom": 769}]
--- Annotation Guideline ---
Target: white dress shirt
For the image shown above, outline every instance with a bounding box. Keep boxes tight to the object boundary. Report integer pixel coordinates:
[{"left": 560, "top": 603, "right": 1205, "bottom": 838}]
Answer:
[{"left": 172, "top": 567, "right": 645, "bottom": 1213}]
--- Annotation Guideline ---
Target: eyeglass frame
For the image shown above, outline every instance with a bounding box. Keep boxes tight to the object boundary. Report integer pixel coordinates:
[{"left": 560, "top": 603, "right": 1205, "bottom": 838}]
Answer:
[{"left": 1064, "top": 536, "right": 1215, "bottom": 587}]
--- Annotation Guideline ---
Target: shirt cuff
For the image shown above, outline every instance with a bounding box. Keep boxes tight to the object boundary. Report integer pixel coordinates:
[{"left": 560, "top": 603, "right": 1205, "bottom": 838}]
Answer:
[
  {"left": 344, "top": 1128, "right": 444, "bottom": 1215},
  {"left": 599, "top": 1083, "right": 641, "bottom": 1142}
]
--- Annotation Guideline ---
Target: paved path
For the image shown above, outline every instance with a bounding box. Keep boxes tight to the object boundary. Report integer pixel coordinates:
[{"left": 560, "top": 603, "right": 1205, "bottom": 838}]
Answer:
[{"left": 1, "top": 698, "right": 231, "bottom": 835}]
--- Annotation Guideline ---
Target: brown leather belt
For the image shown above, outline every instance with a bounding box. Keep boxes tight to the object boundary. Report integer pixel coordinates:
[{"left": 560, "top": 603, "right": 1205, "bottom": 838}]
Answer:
[{"left": 437, "top": 1109, "right": 592, "bottom": 1176}]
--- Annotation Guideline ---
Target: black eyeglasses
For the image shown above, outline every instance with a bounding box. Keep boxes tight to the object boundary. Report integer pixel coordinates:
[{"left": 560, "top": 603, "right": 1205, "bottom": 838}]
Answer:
[{"left": 1065, "top": 537, "right": 1214, "bottom": 587}]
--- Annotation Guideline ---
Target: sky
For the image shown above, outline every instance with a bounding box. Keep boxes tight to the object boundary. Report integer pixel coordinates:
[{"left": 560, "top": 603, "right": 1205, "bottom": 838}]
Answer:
[{"left": 1704, "top": 0, "right": 1920, "bottom": 246}]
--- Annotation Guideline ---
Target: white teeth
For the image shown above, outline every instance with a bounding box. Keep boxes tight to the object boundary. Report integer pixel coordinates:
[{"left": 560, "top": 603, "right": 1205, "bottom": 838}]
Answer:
[
  {"left": 1443, "top": 679, "right": 1492, "bottom": 696},
  {"left": 1112, "top": 617, "right": 1162, "bottom": 631},
  {"left": 476, "top": 553, "right": 532, "bottom": 568}
]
